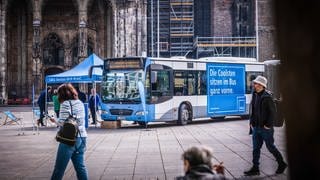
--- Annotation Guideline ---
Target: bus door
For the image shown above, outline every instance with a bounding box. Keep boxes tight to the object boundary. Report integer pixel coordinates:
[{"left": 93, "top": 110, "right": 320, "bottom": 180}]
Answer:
[{"left": 146, "top": 64, "right": 174, "bottom": 121}]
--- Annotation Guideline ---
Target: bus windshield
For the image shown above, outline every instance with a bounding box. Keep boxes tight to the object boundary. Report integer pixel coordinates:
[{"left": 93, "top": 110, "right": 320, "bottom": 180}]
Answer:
[{"left": 101, "top": 70, "right": 143, "bottom": 104}]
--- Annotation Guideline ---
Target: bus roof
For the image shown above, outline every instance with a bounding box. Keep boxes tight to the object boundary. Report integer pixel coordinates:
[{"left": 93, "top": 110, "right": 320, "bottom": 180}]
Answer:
[
  {"left": 264, "top": 59, "right": 281, "bottom": 65},
  {"left": 198, "top": 56, "right": 257, "bottom": 62},
  {"left": 148, "top": 56, "right": 263, "bottom": 65},
  {"left": 104, "top": 56, "right": 264, "bottom": 65}
]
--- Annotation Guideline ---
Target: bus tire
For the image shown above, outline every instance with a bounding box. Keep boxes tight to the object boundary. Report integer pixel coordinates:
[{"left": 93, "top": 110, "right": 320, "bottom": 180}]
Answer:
[
  {"left": 138, "top": 121, "right": 148, "bottom": 126},
  {"left": 178, "top": 104, "right": 190, "bottom": 125},
  {"left": 240, "top": 114, "right": 250, "bottom": 120}
]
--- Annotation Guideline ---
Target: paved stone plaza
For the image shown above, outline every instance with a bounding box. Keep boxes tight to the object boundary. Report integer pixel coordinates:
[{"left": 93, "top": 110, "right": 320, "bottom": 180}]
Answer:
[{"left": 0, "top": 106, "right": 288, "bottom": 180}]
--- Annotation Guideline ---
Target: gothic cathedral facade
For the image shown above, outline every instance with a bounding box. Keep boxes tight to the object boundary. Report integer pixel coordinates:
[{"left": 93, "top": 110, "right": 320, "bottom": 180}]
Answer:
[{"left": 0, "top": 0, "right": 147, "bottom": 102}]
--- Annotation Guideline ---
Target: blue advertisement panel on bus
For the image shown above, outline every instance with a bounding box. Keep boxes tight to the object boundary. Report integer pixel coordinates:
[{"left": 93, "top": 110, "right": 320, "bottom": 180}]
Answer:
[{"left": 207, "top": 63, "right": 246, "bottom": 116}]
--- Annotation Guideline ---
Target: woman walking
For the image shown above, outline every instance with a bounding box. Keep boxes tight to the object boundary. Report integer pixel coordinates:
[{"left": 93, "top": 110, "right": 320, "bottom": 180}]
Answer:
[{"left": 50, "top": 83, "right": 88, "bottom": 180}]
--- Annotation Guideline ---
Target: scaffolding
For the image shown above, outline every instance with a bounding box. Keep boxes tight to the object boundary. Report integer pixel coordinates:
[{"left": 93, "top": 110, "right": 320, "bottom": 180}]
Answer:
[
  {"left": 170, "top": 0, "right": 194, "bottom": 56},
  {"left": 148, "top": 0, "right": 170, "bottom": 57},
  {"left": 148, "top": 0, "right": 256, "bottom": 59},
  {"left": 194, "top": 36, "right": 257, "bottom": 58}
]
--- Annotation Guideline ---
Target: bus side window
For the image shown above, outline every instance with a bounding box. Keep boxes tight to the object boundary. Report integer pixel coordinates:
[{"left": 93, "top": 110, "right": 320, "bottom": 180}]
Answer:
[
  {"left": 150, "top": 69, "right": 173, "bottom": 104},
  {"left": 199, "top": 71, "right": 207, "bottom": 95},
  {"left": 174, "top": 71, "right": 184, "bottom": 96}
]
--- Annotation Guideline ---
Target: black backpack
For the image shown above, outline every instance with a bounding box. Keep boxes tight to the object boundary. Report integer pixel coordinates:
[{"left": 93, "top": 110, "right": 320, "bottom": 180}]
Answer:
[
  {"left": 273, "top": 98, "right": 285, "bottom": 127},
  {"left": 56, "top": 101, "right": 79, "bottom": 146},
  {"left": 267, "top": 90, "right": 285, "bottom": 127}
]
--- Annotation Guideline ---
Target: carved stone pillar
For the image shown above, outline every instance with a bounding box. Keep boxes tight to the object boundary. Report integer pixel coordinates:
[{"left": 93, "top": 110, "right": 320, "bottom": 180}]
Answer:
[
  {"left": 139, "top": 0, "right": 147, "bottom": 57},
  {"left": 64, "top": 48, "right": 72, "bottom": 68},
  {"left": 78, "top": 12, "right": 88, "bottom": 60},
  {"left": 32, "top": 21, "right": 41, "bottom": 59},
  {"left": 0, "top": 1, "right": 6, "bottom": 103},
  {"left": 32, "top": 0, "right": 41, "bottom": 95},
  {"left": 32, "top": 20, "right": 41, "bottom": 95},
  {"left": 113, "top": 0, "right": 147, "bottom": 57}
]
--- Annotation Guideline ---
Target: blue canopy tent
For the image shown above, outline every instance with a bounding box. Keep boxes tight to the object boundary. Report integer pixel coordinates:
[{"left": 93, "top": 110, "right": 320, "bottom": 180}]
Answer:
[
  {"left": 36, "top": 53, "right": 104, "bottom": 128},
  {"left": 45, "top": 53, "right": 103, "bottom": 83}
]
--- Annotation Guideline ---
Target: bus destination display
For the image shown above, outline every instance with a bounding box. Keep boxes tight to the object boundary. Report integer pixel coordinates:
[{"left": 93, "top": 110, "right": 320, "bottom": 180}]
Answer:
[{"left": 108, "top": 59, "right": 142, "bottom": 70}]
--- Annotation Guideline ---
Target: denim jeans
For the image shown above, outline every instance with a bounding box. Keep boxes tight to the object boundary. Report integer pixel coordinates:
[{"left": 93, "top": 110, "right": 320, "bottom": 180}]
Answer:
[
  {"left": 51, "top": 137, "right": 88, "bottom": 180},
  {"left": 54, "top": 110, "right": 60, "bottom": 118},
  {"left": 89, "top": 107, "right": 97, "bottom": 124},
  {"left": 252, "top": 127, "right": 284, "bottom": 167},
  {"left": 39, "top": 106, "right": 45, "bottom": 122}
]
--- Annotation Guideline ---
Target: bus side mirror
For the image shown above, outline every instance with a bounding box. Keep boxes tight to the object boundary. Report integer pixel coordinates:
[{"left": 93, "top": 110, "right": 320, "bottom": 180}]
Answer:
[
  {"left": 151, "top": 71, "right": 157, "bottom": 83},
  {"left": 89, "top": 65, "right": 103, "bottom": 78},
  {"left": 88, "top": 67, "right": 93, "bottom": 78}
]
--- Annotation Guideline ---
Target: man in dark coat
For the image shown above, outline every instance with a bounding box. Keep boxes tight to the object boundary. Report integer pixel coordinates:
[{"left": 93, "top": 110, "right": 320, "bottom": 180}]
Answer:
[
  {"left": 244, "top": 76, "right": 287, "bottom": 176},
  {"left": 75, "top": 86, "right": 86, "bottom": 103},
  {"left": 175, "top": 145, "right": 226, "bottom": 180},
  {"left": 37, "top": 86, "right": 52, "bottom": 126}
]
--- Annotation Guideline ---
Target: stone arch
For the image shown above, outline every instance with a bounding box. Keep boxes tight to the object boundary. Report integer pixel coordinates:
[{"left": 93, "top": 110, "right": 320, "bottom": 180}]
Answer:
[
  {"left": 86, "top": 0, "right": 115, "bottom": 12},
  {"left": 40, "top": 0, "right": 79, "bottom": 73},
  {"left": 44, "top": 66, "right": 64, "bottom": 77},
  {"left": 42, "top": 33, "right": 65, "bottom": 66},
  {"left": 41, "top": 0, "right": 78, "bottom": 13},
  {"left": 6, "top": 0, "right": 33, "bottom": 13},
  {"left": 87, "top": 0, "right": 114, "bottom": 57},
  {"left": 40, "top": 0, "right": 79, "bottom": 25},
  {"left": 5, "top": 0, "right": 33, "bottom": 99}
]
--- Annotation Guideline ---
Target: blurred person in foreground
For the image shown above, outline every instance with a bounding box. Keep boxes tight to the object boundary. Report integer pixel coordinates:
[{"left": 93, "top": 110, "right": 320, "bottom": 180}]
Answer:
[{"left": 176, "top": 145, "right": 226, "bottom": 180}]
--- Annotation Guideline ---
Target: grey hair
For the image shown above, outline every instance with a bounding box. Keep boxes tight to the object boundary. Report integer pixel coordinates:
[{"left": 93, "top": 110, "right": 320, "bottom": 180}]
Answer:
[{"left": 182, "top": 145, "right": 214, "bottom": 168}]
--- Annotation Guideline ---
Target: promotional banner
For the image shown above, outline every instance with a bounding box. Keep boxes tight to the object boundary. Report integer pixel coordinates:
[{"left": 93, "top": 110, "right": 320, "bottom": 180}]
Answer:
[{"left": 207, "top": 63, "right": 246, "bottom": 116}]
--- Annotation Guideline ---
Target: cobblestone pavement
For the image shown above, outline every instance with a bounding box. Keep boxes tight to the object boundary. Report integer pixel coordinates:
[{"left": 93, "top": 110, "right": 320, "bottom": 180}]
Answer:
[{"left": 0, "top": 106, "right": 288, "bottom": 180}]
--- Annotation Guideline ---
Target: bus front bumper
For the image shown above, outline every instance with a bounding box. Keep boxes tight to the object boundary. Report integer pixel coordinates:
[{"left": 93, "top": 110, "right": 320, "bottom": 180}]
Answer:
[{"left": 101, "top": 114, "right": 147, "bottom": 122}]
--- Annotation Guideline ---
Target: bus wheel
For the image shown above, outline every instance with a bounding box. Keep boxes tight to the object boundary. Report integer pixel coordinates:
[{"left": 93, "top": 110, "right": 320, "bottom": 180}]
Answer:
[
  {"left": 178, "top": 104, "right": 190, "bottom": 125},
  {"left": 138, "top": 121, "right": 148, "bottom": 126},
  {"left": 240, "top": 115, "right": 250, "bottom": 120}
]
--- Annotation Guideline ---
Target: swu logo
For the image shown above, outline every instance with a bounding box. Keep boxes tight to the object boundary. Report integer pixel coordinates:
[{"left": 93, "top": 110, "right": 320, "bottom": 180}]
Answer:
[{"left": 119, "top": 110, "right": 124, "bottom": 115}]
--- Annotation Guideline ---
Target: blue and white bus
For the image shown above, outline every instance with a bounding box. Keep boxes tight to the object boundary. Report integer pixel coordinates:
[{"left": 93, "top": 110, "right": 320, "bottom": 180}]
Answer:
[{"left": 92, "top": 56, "right": 264, "bottom": 125}]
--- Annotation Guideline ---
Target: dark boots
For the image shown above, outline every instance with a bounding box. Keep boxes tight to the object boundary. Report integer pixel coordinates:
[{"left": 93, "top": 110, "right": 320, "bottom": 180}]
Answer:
[
  {"left": 276, "top": 161, "right": 288, "bottom": 174},
  {"left": 244, "top": 162, "right": 287, "bottom": 176},
  {"left": 37, "top": 119, "right": 45, "bottom": 126},
  {"left": 244, "top": 166, "right": 260, "bottom": 176}
]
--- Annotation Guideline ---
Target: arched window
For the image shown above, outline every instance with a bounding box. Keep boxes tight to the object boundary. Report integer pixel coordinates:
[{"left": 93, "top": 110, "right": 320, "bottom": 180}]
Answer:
[
  {"left": 71, "top": 36, "right": 94, "bottom": 67},
  {"left": 43, "top": 33, "right": 64, "bottom": 65},
  {"left": 232, "top": 0, "right": 254, "bottom": 37}
]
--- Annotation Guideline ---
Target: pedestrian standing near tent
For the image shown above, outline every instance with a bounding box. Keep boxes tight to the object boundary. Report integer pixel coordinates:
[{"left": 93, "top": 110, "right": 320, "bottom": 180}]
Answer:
[
  {"left": 52, "top": 89, "right": 60, "bottom": 118},
  {"left": 37, "top": 86, "right": 52, "bottom": 126},
  {"left": 75, "top": 86, "right": 87, "bottom": 103},
  {"left": 88, "top": 88, "right": 100, "bottom": 125},
  {"left": 50, "top": 83, "right": 88, "bottom": 180}
]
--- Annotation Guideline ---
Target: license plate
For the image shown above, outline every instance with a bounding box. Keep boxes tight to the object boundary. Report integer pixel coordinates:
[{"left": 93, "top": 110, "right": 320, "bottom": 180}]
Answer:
[{"left": 117, "top": 116, "right": 124, "bottom": 120}]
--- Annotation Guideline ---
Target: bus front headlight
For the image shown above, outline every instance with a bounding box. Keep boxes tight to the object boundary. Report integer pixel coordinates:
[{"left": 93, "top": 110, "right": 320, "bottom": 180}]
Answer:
[
  {"left": 135, "top": 111, "right": 148, "bottom": 116},
  {"left": 101, "top": 110, "right": 109, "bottom": 115}
]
